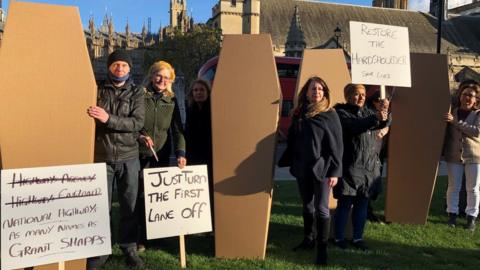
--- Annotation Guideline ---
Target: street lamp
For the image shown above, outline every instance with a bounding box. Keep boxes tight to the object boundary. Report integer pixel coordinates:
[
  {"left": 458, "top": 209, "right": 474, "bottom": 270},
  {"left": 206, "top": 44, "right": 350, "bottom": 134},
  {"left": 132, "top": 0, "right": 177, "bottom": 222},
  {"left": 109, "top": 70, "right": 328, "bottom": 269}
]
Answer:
[{"left": 334, "top": 25, "right": 342, "bottom": 49}]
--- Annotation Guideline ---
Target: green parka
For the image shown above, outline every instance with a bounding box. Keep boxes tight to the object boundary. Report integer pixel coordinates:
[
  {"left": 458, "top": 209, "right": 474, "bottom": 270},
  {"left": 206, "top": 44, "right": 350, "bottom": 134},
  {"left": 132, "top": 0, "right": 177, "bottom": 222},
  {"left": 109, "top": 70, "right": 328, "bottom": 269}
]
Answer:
[{"left": 139, "top": 84, "right": 186, "bottom": 158}]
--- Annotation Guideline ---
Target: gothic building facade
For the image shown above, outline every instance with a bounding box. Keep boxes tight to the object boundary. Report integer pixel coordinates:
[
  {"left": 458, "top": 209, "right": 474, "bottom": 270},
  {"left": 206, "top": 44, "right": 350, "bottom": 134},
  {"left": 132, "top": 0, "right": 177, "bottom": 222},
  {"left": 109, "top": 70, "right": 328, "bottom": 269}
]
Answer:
[
  {"left": 85, "top": 0, "right": 193, "bottom": 84},
  {"left": 210, "top": 0, "right": 479, "bottom": 89}
]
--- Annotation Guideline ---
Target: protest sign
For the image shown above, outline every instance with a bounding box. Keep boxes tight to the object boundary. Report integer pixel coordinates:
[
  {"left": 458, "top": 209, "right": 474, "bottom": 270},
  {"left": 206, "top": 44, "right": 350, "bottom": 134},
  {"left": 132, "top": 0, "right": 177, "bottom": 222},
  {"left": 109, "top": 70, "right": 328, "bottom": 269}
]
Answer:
[
  {"left": 350, "top": 21, "right": 411, "bottom": 88},
  {"left": 1, "top": 163, "right": 111, "bottom": 270},
  {"left": 144, "top": 165, "right": 212, "bottom": 239}
]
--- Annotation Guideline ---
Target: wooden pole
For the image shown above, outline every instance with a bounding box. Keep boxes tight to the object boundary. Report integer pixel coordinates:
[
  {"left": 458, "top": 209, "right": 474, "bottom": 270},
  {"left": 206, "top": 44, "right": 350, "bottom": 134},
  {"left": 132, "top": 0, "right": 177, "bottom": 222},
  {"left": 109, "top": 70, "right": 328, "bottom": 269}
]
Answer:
[
  {"left": 179, "top": 235, "right": 186, "bottom": 268},
  {"left": 380, "top": 85, "right": 386, "bottom": 100}
]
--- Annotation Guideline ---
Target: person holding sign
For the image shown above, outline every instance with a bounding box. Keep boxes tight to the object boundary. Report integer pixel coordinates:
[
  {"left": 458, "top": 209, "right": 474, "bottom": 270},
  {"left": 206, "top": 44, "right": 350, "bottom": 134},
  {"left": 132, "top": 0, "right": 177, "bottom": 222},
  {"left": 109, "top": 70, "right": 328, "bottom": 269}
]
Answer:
[
  {"left": 333, "top": 84, "right": 390, "bottom": 251},
  {"left": 279, "top": 76, "right": 343, "bottom": 266},
  {"left": 444, "top": 82, "right": 480, "bottom": 231},
  {"left": 136, "top": 60, "right": 186, "bottom": 250},
  {"left": 366, "top": 90, "right": 390, "bottom": 223},
  {"left": 87, "top": 50, "right": 145, "bottom": 269}
]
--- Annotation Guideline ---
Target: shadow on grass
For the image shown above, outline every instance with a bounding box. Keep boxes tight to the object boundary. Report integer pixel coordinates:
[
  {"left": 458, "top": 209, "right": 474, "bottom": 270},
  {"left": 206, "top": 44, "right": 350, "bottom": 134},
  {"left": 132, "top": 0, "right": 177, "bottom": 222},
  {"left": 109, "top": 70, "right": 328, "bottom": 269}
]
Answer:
[{"left": 267, "top": 221, "right": 480, "bottom": 270}]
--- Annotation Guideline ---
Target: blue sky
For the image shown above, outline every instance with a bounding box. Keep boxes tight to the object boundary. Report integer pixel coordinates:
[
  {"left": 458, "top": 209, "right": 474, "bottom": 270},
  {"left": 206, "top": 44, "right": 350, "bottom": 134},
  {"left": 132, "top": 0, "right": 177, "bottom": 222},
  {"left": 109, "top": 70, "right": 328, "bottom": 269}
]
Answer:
[{"left": 2, "top": 0, "right": 473, "bottom": 33}]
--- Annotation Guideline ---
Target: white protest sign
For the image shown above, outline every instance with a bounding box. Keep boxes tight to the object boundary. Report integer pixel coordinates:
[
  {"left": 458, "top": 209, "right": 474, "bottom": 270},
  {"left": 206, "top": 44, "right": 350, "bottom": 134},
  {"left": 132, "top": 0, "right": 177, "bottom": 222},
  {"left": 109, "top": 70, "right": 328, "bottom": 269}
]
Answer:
[
  {"left": 350, "top": 21, "right": 411, "bottom": 87},
  {"left": 144, "top": 165, "right": 212, "bottom": 239},
  {"left": 1, "top": 163, "right": 111, "bottom": 270}
]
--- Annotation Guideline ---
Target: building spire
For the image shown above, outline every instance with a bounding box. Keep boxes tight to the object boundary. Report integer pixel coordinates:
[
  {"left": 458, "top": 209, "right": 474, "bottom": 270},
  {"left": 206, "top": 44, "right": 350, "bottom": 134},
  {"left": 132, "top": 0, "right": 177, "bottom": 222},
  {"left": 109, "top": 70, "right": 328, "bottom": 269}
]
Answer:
[{"left": 285, "top": 5, "right": 306, "bottom": 58}]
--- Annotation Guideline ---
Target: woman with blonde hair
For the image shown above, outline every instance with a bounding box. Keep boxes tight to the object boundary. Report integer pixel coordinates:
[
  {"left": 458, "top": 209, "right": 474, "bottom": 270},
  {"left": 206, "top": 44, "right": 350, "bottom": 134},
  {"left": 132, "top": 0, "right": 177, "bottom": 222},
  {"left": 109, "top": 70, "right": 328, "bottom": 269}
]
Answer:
[
  {"left": 333, "top": 84, "right": 390, "bottom": 250},
  {"left": 444, "top": 81, "right": 480, "bottom": 231},
  {"left": 136, "top": 60, "right": 186, "bottom": 250},
  {"left": 279, "top": 76, "right": 343, "bottom": 266}
]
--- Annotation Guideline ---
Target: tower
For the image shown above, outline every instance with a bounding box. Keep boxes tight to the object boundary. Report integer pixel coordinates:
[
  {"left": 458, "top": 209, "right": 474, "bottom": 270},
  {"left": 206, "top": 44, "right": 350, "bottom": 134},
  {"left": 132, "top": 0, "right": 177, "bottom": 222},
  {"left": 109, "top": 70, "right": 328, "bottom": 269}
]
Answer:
[
  {"left": 372, "top": 0, "right": 408, "bottom": 9},
  {"left": 284, "top": 6, "right": 306, "bottom": 58},
  {"left": 243, "top": 0, "right": 260, "bottom": 34},
  {"left": 170, "top": 0, "right": 186, "bottom": 29}
]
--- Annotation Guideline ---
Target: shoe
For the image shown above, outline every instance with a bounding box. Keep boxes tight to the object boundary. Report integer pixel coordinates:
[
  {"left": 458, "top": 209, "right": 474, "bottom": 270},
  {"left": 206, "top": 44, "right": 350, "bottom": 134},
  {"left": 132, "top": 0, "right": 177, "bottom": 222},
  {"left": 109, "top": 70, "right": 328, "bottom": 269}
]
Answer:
[
  {"left": 125, "top": 250, "right": 145, "bottom": 268},
  {"left": 334, "top": 239, "right": 348, "bottom": 249},
  {"left": 447, "top": 213, "right": 457, "bottom": 228},
  {"left": 137, "top": 244, "right": 146, "bottom": 253},
  {"left": 352, "top": 239, "right": 368, "bottom": 251},
  {"left": 465, "top": 215, "right": 476, "bottom": 232},
  {"left": 86, "top": 255, "right": 109, "bottom": 270},
  {"left": 292, "top": 238, "right": 315, "bottom": 251}
]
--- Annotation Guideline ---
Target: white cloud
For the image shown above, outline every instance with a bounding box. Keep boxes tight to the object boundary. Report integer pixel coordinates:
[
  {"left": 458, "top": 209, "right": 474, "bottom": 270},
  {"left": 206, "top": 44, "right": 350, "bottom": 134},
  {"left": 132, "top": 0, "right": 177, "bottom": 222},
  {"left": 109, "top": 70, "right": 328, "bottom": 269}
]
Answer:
[
  {"left": 408, "top": 0, "right": 473, "bottom": 12},
  {"left": 408, "top": 0, "right": 430, "bottom": 12}
]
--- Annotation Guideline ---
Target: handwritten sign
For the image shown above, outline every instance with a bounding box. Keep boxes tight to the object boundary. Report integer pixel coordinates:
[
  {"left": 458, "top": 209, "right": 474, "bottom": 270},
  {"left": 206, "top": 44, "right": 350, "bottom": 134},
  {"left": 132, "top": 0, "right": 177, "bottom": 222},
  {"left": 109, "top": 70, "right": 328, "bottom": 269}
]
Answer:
[
  {"left": 1, "top": 163, "right": 111, "bottom": 270},
  {"left": 144, "top": 165, "right": 212, "bottom": 239},
  {"left": 350, "top": 21, "right": 411, "bottom": 87}
]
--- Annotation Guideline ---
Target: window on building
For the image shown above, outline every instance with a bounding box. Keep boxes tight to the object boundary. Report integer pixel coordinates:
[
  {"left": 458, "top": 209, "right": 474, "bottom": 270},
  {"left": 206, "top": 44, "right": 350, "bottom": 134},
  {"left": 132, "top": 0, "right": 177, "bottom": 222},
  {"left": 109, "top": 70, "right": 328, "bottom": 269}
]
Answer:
[
  {"left": 276, "top": 63, "right": 300, "bottom": 78},
  {"left": 231, "top": 0, "right": 237, "bottom": 7}
]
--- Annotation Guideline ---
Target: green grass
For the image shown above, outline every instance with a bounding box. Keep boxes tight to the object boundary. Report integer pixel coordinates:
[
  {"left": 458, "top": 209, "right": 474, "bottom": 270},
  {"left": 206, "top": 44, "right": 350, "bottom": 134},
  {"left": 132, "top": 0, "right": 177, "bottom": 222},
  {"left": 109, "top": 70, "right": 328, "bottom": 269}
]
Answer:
[{"left": 103, "top": 177, "right": 480, "bottom": 269}]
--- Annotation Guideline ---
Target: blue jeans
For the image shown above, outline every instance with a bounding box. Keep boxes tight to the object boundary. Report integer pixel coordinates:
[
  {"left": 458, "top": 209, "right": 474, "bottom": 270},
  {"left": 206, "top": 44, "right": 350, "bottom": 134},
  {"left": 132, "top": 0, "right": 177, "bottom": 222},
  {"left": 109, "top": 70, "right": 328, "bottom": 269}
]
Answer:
[{"left": 334, "top": 195, "right": 369, "bottom": 241}]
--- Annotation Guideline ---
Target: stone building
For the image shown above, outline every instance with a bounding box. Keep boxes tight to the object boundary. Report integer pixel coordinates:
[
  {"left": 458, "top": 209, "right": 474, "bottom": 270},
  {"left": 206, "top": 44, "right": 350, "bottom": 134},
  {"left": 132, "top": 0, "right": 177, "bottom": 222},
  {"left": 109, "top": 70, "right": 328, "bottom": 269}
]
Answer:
[
  {"left": 372, "top": 0, "right": 408, "bottom": 9},
  {"left": 209, "top": 0, "right": 480, "bottom": 89},
  {"left": 207, "top": 0, "right": 260, "bottom": 34},
  {"left": 84, "top": 14, "right": 157, "bottom": 84}
]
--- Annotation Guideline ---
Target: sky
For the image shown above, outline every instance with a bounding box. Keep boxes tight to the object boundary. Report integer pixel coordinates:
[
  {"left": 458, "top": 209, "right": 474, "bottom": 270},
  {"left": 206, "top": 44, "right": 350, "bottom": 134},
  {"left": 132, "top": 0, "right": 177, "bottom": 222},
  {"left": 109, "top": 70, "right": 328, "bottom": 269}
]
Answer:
[{"left": 2, "top": 0, "right": 474, "bottom": 33}]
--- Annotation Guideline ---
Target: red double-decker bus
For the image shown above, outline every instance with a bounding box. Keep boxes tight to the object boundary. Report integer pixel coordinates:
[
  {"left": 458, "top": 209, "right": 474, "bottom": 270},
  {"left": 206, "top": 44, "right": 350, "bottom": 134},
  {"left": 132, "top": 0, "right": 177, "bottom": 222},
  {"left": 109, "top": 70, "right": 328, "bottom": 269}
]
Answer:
[{"left": 197, "top": 56, "right": 301, "bottom": 140}]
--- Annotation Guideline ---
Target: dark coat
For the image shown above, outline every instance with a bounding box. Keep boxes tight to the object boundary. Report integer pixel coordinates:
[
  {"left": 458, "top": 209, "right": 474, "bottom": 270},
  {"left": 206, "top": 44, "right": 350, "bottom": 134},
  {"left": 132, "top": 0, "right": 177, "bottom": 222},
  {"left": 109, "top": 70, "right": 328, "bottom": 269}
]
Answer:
[
  {"left": 185, "top": 101, "right": 213, "bottom": 166},
  {"left": 94, "top": 78, "right": 145, "bottom": 163},
  {"left": 333, "top": 103, "right": 389, "bottom": 198},
  {"left": 139, "top": 84, "right": 185, "bottom": 158},
  {"left": 281, "top": 109, "right": 343, "bottom": 181}
]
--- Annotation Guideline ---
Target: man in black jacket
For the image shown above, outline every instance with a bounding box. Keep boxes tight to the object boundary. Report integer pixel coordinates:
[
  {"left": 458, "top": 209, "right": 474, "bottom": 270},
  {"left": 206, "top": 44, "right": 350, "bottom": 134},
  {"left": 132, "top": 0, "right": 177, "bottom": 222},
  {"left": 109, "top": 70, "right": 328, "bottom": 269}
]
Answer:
[{"left": 87, "top": 50, "right": 145, "bottom": 269}]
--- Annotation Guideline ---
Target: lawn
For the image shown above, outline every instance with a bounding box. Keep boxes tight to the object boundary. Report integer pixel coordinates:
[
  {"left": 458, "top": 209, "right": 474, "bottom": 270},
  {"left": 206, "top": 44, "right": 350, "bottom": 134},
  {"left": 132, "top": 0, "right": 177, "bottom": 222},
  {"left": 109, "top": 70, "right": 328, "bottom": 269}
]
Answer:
[{"left": 103, "top": 176, "right": 480, "bottom": 269}]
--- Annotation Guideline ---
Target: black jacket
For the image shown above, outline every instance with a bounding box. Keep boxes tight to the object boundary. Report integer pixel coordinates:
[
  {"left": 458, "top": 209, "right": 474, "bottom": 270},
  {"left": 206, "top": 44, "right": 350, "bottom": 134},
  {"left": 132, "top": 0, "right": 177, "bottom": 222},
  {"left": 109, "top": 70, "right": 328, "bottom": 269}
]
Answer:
[
  {"left": 94, "top": 78, "right": 145, "bottom": 162},
  {"left": 185, "top": 101, "right": 212, "bottom": 166},
  {"left": 333, "top": 103, "right": 389, "bottom": 198},
  {"left": 281, "top": 109, "right": 343, "bottom": 181}
]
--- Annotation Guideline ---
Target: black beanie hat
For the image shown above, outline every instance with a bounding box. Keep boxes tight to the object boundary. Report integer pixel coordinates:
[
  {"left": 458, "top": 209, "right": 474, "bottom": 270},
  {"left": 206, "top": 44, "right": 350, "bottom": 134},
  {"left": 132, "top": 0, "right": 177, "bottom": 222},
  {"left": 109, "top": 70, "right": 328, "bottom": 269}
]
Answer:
[{"left": 107, "top": 50, "right": 133, "bottom": 68}]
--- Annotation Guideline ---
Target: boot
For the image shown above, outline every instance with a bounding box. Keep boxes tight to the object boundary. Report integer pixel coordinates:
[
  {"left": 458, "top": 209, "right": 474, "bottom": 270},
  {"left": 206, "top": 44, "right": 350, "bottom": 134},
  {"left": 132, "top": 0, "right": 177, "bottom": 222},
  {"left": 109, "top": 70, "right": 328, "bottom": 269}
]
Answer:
[
  {"left": 447, "top": 213, "right": 457, "bottom": 228},
  {"left": 122, "top": 247, "right": 145, "bottom": 268},
  {"left": 86, "top": 255, "right": 109, "bottom": 270},
  {"left": 293, "top": 212, "right": 316, "bottom": 251},
  {"left": 315, "top": 216, "right": 330, "bottom": 266},
  {"left": 465, "top": 215, "right": 476, "bottom": 231}
]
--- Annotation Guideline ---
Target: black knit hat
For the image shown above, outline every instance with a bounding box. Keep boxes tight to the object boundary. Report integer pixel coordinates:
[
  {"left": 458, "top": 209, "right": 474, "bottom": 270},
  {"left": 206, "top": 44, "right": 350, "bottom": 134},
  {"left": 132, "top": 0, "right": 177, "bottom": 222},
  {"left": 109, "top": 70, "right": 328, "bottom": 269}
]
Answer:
[{"left": 107, "top": 50, "right": 133, "bottom": 68}]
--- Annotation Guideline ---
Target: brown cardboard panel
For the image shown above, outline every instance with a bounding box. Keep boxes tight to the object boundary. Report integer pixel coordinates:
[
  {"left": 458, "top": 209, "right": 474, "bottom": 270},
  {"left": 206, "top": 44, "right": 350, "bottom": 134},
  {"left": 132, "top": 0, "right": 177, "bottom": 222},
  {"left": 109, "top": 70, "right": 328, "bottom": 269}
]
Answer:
[
  {"left": 211, "top": 34, "right": 280, "bottom": 259},
  {"left": 385, "top": 53, "right": 450, "bottom": 224},
  {"left": 0, "top": 1, "right": 95, "bottom": 269},
  {"left": 0, "top": 1, "right": 96, "bottom": 169},
  {"left": 296, "top": 49, "right": 351, "bottom": 209},
  {"left": 295, "top": 49, "right": 351, "bottom": 110}
]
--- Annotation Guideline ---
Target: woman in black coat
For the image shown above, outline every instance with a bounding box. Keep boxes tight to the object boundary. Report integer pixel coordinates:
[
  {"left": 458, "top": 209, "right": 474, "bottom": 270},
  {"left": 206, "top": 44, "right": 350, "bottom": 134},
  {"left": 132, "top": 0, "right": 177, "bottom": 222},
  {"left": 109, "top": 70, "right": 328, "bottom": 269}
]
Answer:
[
  {"left": 184, "top": 79, "right": 214, "bottom": 224},
  {"left": 333, "top": 84, "right": 390, "bottom": 250},
  {"left": 279, "top": 76, "right": 343, "bottom": 266}
]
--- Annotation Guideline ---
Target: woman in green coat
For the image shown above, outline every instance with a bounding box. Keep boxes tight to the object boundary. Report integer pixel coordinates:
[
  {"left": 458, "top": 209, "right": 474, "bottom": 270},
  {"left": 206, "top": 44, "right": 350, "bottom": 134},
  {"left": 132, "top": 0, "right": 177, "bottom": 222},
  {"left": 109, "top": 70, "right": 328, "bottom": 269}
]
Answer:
[{"left": 136, "top": 60, "right": 186, "bottom": 250}]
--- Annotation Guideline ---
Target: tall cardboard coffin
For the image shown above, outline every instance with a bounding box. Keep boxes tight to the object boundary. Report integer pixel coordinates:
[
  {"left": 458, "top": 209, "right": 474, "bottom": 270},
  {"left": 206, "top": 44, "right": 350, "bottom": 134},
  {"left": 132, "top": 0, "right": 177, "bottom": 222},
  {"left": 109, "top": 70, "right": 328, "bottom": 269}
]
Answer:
[
  {"left": 385, "top": 53, "right": 451, "bottom": 224},
  {"left": 0, "top": 1, "right": 96, "bottom": 269},
  {"left": 211, "top": 35, "right": 280, "bottom": 259},
  {"left": 295, "top": 49, "right": 351, "bottom": 236}
]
